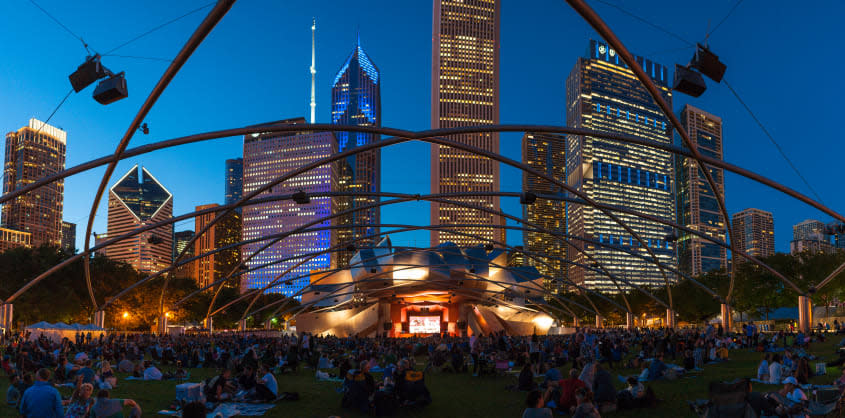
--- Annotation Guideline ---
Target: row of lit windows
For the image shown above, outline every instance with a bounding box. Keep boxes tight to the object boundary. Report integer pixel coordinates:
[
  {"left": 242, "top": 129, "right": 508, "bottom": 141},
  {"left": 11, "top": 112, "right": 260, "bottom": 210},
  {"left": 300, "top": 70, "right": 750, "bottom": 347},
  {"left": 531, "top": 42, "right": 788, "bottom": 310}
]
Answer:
[{"left": 592, "top": 161, "right": 669, "bottom": 191}]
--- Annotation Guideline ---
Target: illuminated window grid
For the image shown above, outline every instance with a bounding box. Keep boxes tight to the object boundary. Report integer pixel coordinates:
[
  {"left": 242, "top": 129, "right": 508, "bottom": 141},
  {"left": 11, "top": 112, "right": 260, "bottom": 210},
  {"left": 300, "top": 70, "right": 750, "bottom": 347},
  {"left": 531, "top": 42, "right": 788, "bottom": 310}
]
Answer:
[{"left": 731, "top": 208, "right": 774, "bottom": 261}]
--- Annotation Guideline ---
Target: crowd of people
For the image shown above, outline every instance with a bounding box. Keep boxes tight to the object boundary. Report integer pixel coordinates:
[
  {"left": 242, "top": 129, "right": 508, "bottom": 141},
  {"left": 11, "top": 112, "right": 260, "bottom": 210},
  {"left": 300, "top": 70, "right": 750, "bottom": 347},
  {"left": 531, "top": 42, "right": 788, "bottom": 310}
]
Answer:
[{"left": 0, "top": 322, "right": 840, "bottom": 417}]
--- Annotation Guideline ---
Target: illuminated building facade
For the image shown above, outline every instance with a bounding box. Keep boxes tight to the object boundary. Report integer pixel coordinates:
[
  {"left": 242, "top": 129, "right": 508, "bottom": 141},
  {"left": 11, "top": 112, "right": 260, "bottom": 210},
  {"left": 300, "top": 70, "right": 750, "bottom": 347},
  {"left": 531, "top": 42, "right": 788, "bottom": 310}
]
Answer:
[
  {"left": 790, "top": 219, "right": 832, "bottom": 255},
  {"left": 331, "top": 37, "right": 381, "bottom": 268},
  {"left": 565, "top": 40, "right": 676, "bottom": 291},
  {"left": 522, "top": 132, "right": 566, "bottom": 292},
  {"left": 242, "top": 118, "right": 338, "bottom": 297},
  {"left": 731, "top": 208, "right": 774, "bottom": 261},
  {"left": 676, "top": 105, "right": 727, "bottom": 275},
  {"left": 172, "top": 230, "right": 195, "bottom": 279},
  {"left": 0, "top": 227, "right": 31, "bottom": 253},
  {"left": 106, "top": 165, "right": 173, "bottom": 273},
  {"left": 2, "top": 118, "right": 66, "bottom": 247},
  {"left": 225, "top": 158, "right": 243, "bottom": 210},
  {"left": 61, "top": 221, "right": 76, "bottom": 252},
  {"left": 829, "top": 222, "right": 845, "bottom": 250},
  {"left": 193, "top": 204, "right": 241, "bottom": 290},
  {"left": 430, "top": 0, "right": 505, "bottom": 247}
]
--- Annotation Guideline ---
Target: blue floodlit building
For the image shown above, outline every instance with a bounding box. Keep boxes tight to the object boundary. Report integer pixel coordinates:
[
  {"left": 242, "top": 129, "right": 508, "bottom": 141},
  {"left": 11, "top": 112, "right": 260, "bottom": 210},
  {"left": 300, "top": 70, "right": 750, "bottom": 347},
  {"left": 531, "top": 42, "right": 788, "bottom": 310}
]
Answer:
[
  {"left": 225, "top": 158, "right": 243, "bottom": 212},
  {"left": 331, "top": 35, "right": 381, "bottom": 268}
]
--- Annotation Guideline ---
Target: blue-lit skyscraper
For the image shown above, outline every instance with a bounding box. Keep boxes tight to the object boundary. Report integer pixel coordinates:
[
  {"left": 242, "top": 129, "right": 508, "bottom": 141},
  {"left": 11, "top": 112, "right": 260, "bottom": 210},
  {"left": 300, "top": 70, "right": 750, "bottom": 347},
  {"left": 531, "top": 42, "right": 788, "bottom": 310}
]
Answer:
[
  {"left": 225, "top": 158, "right": 243, "bottom": 210},
  {"left": 331, "top": 36, "right": 381, "bottom": 268}
]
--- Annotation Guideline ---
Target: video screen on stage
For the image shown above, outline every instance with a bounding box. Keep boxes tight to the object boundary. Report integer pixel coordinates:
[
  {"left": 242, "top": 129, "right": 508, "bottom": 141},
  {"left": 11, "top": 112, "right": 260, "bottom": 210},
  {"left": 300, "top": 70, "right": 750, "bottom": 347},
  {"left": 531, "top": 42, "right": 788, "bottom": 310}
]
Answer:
[{"left": 409, "top": 316, "right": 440, "bottom": 334}]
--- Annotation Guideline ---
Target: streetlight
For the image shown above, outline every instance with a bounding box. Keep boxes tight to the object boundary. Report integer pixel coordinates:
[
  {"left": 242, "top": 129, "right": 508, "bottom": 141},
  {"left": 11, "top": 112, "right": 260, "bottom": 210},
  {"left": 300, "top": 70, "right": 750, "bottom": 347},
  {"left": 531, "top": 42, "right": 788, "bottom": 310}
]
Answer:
[{"left": 122, "top": 311, "right": 129, "bottom": 319}]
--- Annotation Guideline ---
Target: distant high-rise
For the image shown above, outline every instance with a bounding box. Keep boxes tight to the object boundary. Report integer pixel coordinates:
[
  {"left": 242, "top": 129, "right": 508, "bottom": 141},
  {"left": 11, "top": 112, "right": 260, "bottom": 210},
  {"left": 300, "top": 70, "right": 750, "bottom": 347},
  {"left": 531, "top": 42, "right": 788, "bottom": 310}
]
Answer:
[
  {"left": 172, "top": 230, "right": 195, "bottom": 279},
  {"left": 566, "top": 40, "right": 676, "bottom": 291},
  {"left": 225, "top": 158, "right": 243, "bottom": 209},
  {"left": 193, "top": 204, "right": 241, "bottom": 290},
  {"left": 731, "top": 208, "right": 774, "bottom": 260},
  {"left": 676, "top": 105, "right": 727, "bottom": 275},
  {"left": 0, "top": 228, "right": 31, "bottom": 253},
  {"left": 522, "top": 132, "right": 566, "bottom": 293},
  {"left": 61, "top": 221, "right": 76, "bottom": 252},
  {"left": 828, "top": 221, "right": 845, "bottom": 250},
  {"left": 790, "top": 219, "right": 832, "bottom": 255},
  {"left": 242, "top": 118, "right": 338, "bottom": 297},
  {"left": 430, "top": 0, "right": 504, "bottom": 247},
  {"left": 106, "top": 165, "right": 173, "bottom": 273},
  {"left": 2, "top": 118, "right": 66, "bottom": 247},
  {"left": 331, "top": 36, "right": 381, "bottom": 268}
]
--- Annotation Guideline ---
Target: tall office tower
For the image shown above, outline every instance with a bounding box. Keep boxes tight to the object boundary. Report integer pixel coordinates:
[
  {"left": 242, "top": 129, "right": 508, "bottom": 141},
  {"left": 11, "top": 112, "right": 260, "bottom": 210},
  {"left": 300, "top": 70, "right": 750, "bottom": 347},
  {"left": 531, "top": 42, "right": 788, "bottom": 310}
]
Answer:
[
  {"left": 242, "top": 118, "right": 338, "bottom": 297},
  {"left": 676, "top": 105, "right": 727, "bottom": 276},
  {"left": 565, "top": 40, "right": 676, "bottom": 291},
  {"left": 0, "top": 228, "right": 31, "bottom": 253},
  {"left": 225, "top": 158, "right": 243, "bottom": 208},
  {"left": 430, "top": 0, "right": 504, "bottom": 247},
  {"left": 193, "top": 204, "right": 241, "bottom": 290},
  {"left": 106, "top": 165, "right": 173, "bottom": 273},
  {"left": 61, "top": 221, "right": 76, "bottom": 252},
  {"left": 2, "top": 118, "right": 66, "bottom": 247},
  {"left": 828, "top": 222, "right": 845, "bottom": 250},
  {"left": 790, "top": 219, "right": 832, "bottom": 255},
  {"left": 522, "top": 132, "right": 566, "bottom": 293},
  {"left": 331, "top": 36, "right": 381, "bottom": 268},
  {"left": 507, "top": 245, "right": 526, "bottom": 267},
  {"left": 172, "top": 230, "right": 195, "bottom": 279},
  {"left": 731, "top": 208, "right": 775, "bottom": 261}
]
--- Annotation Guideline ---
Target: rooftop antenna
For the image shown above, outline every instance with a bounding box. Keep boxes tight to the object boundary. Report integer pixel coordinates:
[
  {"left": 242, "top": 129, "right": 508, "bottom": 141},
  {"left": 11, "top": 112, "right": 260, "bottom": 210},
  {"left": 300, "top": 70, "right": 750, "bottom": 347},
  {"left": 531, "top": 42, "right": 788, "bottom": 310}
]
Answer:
[{"left": 310, "top": 18, "right": 316, "bottom": 124}]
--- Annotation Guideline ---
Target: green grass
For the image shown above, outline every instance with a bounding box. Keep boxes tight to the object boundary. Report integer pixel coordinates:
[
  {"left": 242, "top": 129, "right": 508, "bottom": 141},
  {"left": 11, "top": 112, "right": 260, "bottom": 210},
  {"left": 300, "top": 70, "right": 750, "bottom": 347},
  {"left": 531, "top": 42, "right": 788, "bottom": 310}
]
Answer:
[{"left": 0, "top": 338, "right": 841, "bottom": 417}]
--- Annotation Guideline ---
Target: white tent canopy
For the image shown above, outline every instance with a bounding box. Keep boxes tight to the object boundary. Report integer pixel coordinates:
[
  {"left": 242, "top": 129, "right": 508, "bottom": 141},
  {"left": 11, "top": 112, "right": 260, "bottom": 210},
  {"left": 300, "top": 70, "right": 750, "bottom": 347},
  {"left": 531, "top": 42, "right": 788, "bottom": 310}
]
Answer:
[{"left": 25, "top": 322, "right": 105, "bottom": 343}]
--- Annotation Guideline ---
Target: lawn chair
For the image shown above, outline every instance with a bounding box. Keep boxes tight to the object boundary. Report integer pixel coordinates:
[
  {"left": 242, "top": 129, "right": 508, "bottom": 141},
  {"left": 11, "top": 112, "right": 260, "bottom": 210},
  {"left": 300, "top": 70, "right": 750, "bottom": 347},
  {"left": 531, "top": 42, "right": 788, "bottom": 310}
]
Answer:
[
  {"left": 690, "top": 378, "right": 757, "bottom": 418},
  {"left": 807, "top": 387, "right": 841, "bottom": 417}
]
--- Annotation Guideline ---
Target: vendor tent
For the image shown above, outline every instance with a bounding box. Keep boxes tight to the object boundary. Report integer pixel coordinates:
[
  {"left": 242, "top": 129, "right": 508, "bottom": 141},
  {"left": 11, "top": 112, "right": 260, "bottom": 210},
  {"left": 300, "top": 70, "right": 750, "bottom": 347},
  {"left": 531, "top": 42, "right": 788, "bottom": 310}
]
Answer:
[{"left": 25, "top": 322, "right": 105, "bottom": 343}]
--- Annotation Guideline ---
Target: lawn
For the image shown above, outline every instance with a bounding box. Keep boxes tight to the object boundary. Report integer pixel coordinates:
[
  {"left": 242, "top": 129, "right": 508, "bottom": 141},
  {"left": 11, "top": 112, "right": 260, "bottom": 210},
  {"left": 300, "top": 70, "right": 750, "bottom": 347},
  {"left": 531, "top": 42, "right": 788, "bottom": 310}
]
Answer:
[{"left": 0, "top": 338, "right": 841, "bottom": 417}]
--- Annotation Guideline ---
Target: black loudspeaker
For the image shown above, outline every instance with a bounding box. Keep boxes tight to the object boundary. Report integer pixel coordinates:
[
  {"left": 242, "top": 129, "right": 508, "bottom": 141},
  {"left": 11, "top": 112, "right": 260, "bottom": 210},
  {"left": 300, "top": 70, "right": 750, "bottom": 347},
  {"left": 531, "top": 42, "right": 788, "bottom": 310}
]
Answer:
[
  {"left": 691, "top": 44, "right": 726, "bottom": 82},
  {"left": 93, "top": 72, "right": 129, "bottom": 104},
  {"left": 292, "top": 190, "right": 310, "bottom": 204},
  {"left": 673, "top": 64, "right": 706, "bottom": 97},
  {"left": 69, "top": 56, "right": 106, "bottom": 92}
]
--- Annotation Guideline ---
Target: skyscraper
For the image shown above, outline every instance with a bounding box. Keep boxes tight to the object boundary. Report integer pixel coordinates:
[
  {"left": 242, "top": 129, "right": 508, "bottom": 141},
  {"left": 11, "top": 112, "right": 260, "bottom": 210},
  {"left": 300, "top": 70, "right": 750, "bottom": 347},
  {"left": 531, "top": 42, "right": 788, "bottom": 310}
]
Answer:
[
  {"left": 193, "top": 204, "right": 241, "bottom": 290},
  {"left": 106, "top": 165, "right": 174, "bottom": 273},
  {"left": 430, "top": 0, "right": 504, "bottom": 247},
  {"left": 565, "top": 40, "right": 676, "bottom": 291},
  {"left": 61, "top": 221, "right": 76, "bottom": 252},
  {"left": 790, "top": 219, "right": 832, "bottom": 255},
  {"left": 172, "top": 230, "right": 195, "bottom": 279},
  {"left": 242, "top": 118, "right": 338, "bottom": 297},
  {"left": 331, "top": 36, "right": 381, "bottom": 268},
  {"left": 522, "top": 132, "right": 566, "bottom": 292},
  {"left": 2, "top": 118, "right": 66, "bottom": 247},
  {"left": 225, "top": 158, "right": 243, "bottom": 208},
  {"left": 828, "top": 221, "right": 845, "bottom": 250},
  {"left": 0, "top": 228, "right": 31, "bottom": 253},
  {"left": 731, "top": 208, "right": 774, "bottom": 260},
  {"left": 676, "top": 105, "right": 727, "bottom": 276}
]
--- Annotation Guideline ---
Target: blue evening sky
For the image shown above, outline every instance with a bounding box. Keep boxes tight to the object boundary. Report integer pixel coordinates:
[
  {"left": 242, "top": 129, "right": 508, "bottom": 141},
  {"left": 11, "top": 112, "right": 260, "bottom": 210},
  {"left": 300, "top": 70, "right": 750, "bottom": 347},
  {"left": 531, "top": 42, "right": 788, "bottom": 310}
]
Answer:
[{"left": 0, "top": 0, "right": 842, "bottom": 253}]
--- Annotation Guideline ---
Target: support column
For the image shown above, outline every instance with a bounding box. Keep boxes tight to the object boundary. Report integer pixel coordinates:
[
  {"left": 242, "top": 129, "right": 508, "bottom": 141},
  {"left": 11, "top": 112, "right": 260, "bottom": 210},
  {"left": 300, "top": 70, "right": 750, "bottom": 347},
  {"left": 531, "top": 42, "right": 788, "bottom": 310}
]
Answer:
[
  {"left": 665, "top": 309, "right": 676, "bottom": 329},
  {"left": 721, "top": 303, "right": 732, "bottom": 333},
  {"left": 157, "top": 314, "right": 168, "bottom": 335},
  {"left": 0, "top": 304, "right": 13, "bottom": 330},
  {"left": 798, "top": 296, "right": 812, "bottom": 334},
  {"left": 204, "top": 317, "right": 213, "bottom": 332},
  {"left": 238, "top": 319, "right": 247, "bottom": 332},
  {"left": 93, "top": 310, "right": 105, "bottom": 329},
  {"left": 626, "top": 312, "right": 634, "bottom": 330},
  {"left": 572, "top": 316, "right": 579, "bottom": 328},
  {"left": 595, "top": 315, "right": 603, "bottom": 329},
  {"left": 264, "top": 319, "right": 273, "bottom": 330}
]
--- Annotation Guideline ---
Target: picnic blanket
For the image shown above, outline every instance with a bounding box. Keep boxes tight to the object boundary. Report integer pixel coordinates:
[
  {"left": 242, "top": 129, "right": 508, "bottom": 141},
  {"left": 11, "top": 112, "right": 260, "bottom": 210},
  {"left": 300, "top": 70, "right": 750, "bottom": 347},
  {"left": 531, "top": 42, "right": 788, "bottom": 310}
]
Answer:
[{"left": 157, "top": 403, "right": 276, "bottom": 417}]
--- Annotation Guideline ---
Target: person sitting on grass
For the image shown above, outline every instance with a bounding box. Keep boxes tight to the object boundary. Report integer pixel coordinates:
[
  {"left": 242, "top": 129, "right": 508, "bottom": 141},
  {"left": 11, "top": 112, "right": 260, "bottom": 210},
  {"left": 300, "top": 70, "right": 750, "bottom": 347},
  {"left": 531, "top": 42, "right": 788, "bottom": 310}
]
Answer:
[
  {"left": 64, "top": 382, "right": 95, "bottom": 418},
  {"left": 522, "top": 389, "right": 553, "bottom": 418},
  {"left": 98, "top": 360, "right": 116, "bottom": 389},
  {"left": 254, "top": 364, "right": 278, "bottom": 401},
  {"left": 18, "top": 368, "right": 63, "bottom": 418},
  {"left": 591, "top": 363, "right": 616, "bottom": 407},
  {"left": 572, "top": 387, "right": 601, "bottom": 418},
  {"left": 768, "top": 354, "right": 784, "bottom": 384},
  {"left": 518, "top": 361, "right": 537, "bottom": 391},
  {"left": 794, "top": 357, "right": 810, "bottom": 385},
  {"left": 91, "top": 389, "right": 141, "bottom": 418},
  {"left": 142, "top": 360, "right": 162, "bottom": 381},
  {"left": 757, "top": 354, "right": 770, "bottom": 381},
  {"left": 647, "top": 354, "right": 667, "bottom": 381},
  {"left": 558, "top": 368, "right": 586, "bottom": 413},
  {"left": 206, "top": 369, "right": 234, "bottom": 402},
  {"left": 6, "top": 374, "right": 21, "bottom": 407}
]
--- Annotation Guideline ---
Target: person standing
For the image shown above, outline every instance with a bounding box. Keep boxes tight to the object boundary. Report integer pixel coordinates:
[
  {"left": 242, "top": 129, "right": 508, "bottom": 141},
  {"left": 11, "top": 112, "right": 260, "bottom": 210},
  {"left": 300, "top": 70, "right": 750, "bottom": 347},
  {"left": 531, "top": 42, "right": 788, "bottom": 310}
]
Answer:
[{"left": 18, "top": 368, "right": 63, "bottom": 418}]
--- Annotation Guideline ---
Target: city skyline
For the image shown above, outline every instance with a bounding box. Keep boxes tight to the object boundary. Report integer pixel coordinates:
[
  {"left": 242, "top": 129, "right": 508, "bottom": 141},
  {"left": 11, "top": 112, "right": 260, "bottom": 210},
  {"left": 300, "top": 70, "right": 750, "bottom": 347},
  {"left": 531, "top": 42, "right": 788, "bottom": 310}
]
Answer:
[{"left": 0, "top": 1, "right": 841, "bottom": 257}]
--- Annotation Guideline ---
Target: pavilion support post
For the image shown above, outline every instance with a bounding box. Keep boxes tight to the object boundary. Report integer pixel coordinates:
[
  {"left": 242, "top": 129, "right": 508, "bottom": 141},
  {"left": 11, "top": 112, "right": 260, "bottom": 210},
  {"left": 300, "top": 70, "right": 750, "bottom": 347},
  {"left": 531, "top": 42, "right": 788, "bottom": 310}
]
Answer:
[
  {"left": 799, "top": 296, "right": 812, "bottom": 334},
  {"left": 572, "top": 316, "right": 579, "bottom": 328},
  {"left": 157, "top": 314, "right": 168, "bottom": 335},
  {"left": 204, "top": 317, "right": 213, "bottom": 332},
  {"left": 93, "top": 310, "right": 105, "bottom": 329},
  {"left": 238, "top": 319, "right": 247, "bottom": 332},
  {"left": 595, "top": 315, "right": 603, "bottom": 329},
  {"left": 626, "top": 312, "right": 634, "bottom": 330},
  {"left": 0, "top": 304, "right": 13, "bottom": 331},
  {"left": 665, "top": 309, "right": 676, "bottom": 329},
  {"left": 721, "top": 303, "right": 732, "bottom": 333},
  {"left": 264, "top": 319, "right": 273, "bottom": 330}
]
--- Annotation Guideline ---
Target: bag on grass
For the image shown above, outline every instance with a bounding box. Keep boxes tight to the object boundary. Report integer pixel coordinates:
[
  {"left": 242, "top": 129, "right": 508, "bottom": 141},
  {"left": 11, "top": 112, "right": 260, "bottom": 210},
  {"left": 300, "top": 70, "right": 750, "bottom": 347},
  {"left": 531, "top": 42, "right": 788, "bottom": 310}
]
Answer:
[{"left": 815, "top": 362, "right": 827, "bottom": 375}]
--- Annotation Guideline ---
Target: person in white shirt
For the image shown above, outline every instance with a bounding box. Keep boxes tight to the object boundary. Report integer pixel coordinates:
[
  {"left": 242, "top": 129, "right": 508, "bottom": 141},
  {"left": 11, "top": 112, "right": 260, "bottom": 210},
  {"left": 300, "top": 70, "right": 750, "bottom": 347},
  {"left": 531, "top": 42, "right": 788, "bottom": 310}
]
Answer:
[
  {"left": 768, "top": 354, "right": 783, "bottom": 385},
  {"left": 254, "top": 365, "right": 278, "bottom": 401},
  {"left": 778, "top": 376, "right": 808, "bottom": 418},
  {"left": 142, "top": 361, "right": 162, "bottom": 381},
  {"left": 757, "top": 354, "right": 770, "bottom": 381}
]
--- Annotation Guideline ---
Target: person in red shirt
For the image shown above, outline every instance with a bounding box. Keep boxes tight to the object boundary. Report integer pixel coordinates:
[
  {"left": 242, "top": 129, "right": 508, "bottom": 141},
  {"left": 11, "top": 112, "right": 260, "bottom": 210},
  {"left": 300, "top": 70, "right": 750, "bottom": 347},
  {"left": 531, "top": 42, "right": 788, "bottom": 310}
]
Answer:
[{"left": 558, "top": 368, "right": 586, "bottom": 413}]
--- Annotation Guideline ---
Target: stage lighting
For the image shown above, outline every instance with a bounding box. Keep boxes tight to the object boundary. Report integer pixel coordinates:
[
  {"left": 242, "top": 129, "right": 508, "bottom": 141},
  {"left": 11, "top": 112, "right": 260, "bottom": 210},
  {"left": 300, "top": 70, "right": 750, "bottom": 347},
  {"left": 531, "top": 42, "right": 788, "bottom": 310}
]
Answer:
[
  {"left": 69, "top": 55, "right": 106, "bottom": 92},
  {"left": 93, "top": 72, "right": 129, "bottom": 105},
  {"left": 139, "top": 123, "right": 149, "bottom": 135},
  {"left": 672, "top": 64, "right": 706, "bottom": 97},
  {"left": 691, "top": 44, "right": 726, "bottom": 82},
  {"left": 520, "top": 192, "right": 537, "bottom": 205},
  {"left": 292, "top": 190, "right": 310, "bottom": 204}
]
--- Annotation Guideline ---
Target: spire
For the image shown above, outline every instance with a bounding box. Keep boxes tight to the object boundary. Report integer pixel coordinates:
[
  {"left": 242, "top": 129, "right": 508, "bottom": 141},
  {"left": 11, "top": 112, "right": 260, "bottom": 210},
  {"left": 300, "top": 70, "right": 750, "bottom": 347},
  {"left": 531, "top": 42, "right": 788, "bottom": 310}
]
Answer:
[{"left": 310, "top": 18, "right": 316, "bottom": 124}]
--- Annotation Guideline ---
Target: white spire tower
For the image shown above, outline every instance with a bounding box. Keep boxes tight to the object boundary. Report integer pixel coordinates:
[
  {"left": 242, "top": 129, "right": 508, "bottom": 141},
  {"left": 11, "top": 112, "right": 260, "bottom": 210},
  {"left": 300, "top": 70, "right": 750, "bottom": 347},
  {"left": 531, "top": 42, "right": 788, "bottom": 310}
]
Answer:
[{"left": 309, "top": 18, "right": 316, "bottom": 124}]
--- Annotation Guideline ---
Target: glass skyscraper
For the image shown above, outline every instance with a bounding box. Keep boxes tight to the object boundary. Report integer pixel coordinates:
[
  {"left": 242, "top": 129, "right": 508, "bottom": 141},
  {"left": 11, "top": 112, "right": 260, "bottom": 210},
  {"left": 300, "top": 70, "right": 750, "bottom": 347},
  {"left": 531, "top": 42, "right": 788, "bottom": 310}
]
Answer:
[
  {"left": 242, "top": 118, "right": 338, "bottom": 297},
  {"left": 430, "top": 0, "right": 505, "bottom": 247},
  {"left": 331, "top": 36, "right": 381, "bottom": 268},
  {"left": 522, "top": 132, "right": 566, "bottom": 293},
  {"left": 676, "top": 105, "right": 727, "bottom": 276},
  {"left": 225, "top": 158, "right": 243, "bottom": 209},
  {"left": 565, "top": 40, "right": 676, "bottom": 291}
]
